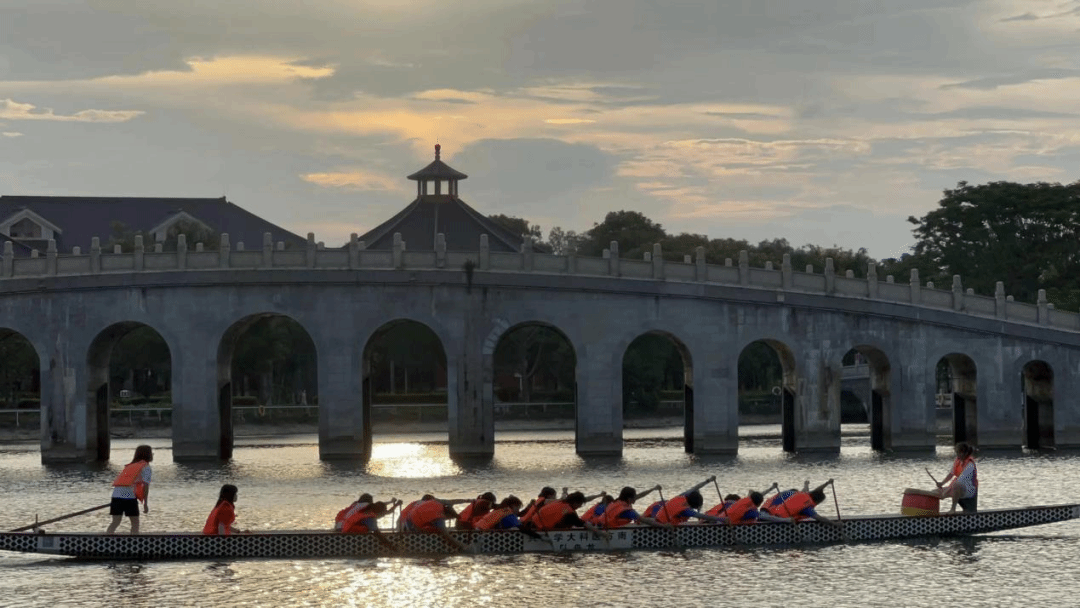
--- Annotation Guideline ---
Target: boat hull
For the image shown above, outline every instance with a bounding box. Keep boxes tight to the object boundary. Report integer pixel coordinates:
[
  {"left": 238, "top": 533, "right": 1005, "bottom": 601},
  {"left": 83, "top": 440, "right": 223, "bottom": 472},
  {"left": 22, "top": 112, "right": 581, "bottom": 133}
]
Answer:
[{"left": 3, "top": 504, "right": 1077, "bottom": 560}]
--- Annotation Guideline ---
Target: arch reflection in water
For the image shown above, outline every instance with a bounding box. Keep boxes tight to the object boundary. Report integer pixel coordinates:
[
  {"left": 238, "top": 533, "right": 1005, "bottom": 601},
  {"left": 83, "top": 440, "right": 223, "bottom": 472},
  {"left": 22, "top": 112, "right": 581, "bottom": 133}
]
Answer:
[{"left": 366, "top": 443, "right": 462, "bottom": 478}]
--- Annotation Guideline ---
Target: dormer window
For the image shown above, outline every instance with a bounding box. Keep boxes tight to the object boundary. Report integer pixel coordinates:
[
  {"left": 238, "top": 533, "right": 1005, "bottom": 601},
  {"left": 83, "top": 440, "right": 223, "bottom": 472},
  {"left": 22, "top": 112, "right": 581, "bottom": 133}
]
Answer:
[{"left": 9, "top": 217, "right": 42, "bottom": 239}]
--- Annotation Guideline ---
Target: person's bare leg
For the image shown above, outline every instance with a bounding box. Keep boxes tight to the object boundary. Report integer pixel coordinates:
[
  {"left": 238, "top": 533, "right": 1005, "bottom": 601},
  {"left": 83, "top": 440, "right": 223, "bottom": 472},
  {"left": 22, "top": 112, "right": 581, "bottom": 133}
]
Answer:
[
  {"left": 130, "top": 517, "right": 140, "bottom": 535},
  {"left": 106, "top": 514, "right": 123, "bottom": 534}
]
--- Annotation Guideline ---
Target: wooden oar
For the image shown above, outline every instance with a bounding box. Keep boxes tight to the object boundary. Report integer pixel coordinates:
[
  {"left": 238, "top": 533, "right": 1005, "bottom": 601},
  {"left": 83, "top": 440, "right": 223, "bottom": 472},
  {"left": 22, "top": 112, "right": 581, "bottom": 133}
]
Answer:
[
  {"left": 711, "top": 478, "right": 730, "bottom": 518},
  {"left": 655, "top": 486, "right": 683, "bottom": 551},
  {"left": 10, "top": 503, "right": 110, "bottom": 532},
  {"left": 827, "top": 479, "right": 851, "bottom": 542},
  {"left": 925, "top": 467, "right": 941, "bottom": 486}
]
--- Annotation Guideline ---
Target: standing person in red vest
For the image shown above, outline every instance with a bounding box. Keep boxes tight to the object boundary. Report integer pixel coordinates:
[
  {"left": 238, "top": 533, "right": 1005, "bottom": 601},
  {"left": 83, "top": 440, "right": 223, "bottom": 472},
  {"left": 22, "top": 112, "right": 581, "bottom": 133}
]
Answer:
[
  {"left": 105, "top": 444, "right": 153, "bottom": 535},
  {"left": 935, "top": 442, "right": 978, "bottom": 512}
]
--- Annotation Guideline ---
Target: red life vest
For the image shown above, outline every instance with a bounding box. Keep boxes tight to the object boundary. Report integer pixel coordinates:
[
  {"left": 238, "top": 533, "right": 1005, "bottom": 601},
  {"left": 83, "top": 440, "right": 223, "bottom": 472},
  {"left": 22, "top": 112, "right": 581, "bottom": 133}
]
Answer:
[
  {"left": 953, "top": 456, "right": 978, "bottom": 489},
  {"left": 706, "top": 500, "right": 736, "bottom": 517},
  {"left": 341, "top": 505, "right": 380, "bottom": 534},
  {"left": 775, "top": 492, "right": 815, "bottom": 520},
  {"left": 602, "top": 500, "right": 635, "bottom": 528},
  {"left": 762, "top": 491, "right": 793, "bottom": 515},
  {"left": 202, "top": 501, "right": 235, "bottom": 535},
  {"left": 535, "top": 501, "right": 574, "bottom": 531},
  {"left": 655, "top": 495, "right": 693, "bottom": 525},
  {"left": 335, "top": 501, "right": 369, "bottom": 530},
  {"left": 406, "top": 500, "right": 446, "bottom": 532},
  {"left": 722, "top": 497, "right": 756, "bottom": 523},
  {"left": 643, "top": 501, "right": 663, "bottom": 518},
  {"left": 519, "top": 496, "right": 548, "bottom": 525},
  {"left": 398, "top": 500, "right": 421, "bottom": 529},
  {"left": 583, "top": 501, "right": 607, "bottom": 524},
  {"left": 113, "top": 461, "right": 149, "bottom": 502},
  {"left": 458, "top": 499, "right": 492, "bottom": 529},
  {"left": 475, "top": 507, "right": 514, "bottom": 530}
]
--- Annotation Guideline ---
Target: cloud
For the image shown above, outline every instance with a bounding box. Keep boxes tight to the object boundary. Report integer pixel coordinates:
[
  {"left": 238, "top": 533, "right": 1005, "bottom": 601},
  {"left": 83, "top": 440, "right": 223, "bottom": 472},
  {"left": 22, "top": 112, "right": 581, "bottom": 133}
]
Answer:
[
  {"left": 300, "top": 170, "right": 403, "bottom": 192},
  {"left": 940, "top": 69, "right": 1080, "bottom": 90},
  {"left": 0, "top": 99, "right": 143, "bottom": 123},
  {"left": 2, "top": 131, "right": 22, "bottom": 137}
]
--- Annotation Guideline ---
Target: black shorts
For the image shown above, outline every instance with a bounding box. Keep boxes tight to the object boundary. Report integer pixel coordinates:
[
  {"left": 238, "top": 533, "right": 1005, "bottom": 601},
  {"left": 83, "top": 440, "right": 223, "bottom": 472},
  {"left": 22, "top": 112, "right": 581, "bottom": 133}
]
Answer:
[
  {"left": 957, "top": 496, "right": 977, "bottom": 513},
  {"left": 110, "top": 497, "right": 140, "bottom": 517}
]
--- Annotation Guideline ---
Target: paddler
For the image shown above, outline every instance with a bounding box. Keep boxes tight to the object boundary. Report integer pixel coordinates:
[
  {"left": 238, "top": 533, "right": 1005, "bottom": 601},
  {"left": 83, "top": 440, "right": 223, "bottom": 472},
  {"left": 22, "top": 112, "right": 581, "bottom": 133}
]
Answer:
[
  {"left": 202, "top": 484, "right": 249, "bottom": 535},
  {"left": 712, "top": 490, "right": 794, "bottom": 524},
  {"left": 456, "top": 492, "right": 497, "bottom": 530},
  {"left": 934, "top": 442, "right": 978, "bottom": 513},
  {"left": 643, "top": 476, "right": 718, "bottom": 522},
  {"left": 518, "top": 487, "right": 558, "bottom": 526},
  {"left": 583, "top": 494, "right": 615, "bottom": 524},
  {"left": 401, "top": 495, "right": 473, "bottom": 551},
  {"left": 105, "top": 444, "right": 153, "bottom": 535},
  {"left": 474, "top": 496, "right": 544, "bottom": 539},
  {"left": 339, "top": 499, "right": 402, "bottom": 550},
  {"left": 334, "top": 493, "right": 373, "bottom": 531},
  {"left": 601, "top": 485, "right": 671, "bottom": 529},
  {"left": 532, "top": 491, "right": 611, "bottom": 538},
  {"left": 772, "top": 479, "right": 843, "bottom": 528}
]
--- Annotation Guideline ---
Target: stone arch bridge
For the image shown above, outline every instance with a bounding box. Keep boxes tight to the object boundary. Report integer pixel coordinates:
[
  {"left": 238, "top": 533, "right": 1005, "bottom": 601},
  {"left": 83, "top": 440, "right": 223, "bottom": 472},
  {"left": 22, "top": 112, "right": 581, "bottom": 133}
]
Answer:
[{"left": 2, "top": 233, "right": 1077, "bottom": 463}]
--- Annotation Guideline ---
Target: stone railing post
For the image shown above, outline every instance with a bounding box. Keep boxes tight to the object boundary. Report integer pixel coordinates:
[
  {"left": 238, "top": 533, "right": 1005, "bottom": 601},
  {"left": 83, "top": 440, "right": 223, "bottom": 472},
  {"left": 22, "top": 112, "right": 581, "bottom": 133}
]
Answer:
[
  {"left": 306, "top": 233, "right": 316, "bottom": 268},
  {"left": 218, "top": 233, "right": 231, "bottom": 268},
  {"left": 348, "top": 233, "right": 359, "bottom": 269},
  {"left": 695, "top": 246, "right": 706, "bottom": 281},
  {"left": 909, "top": 269, "right": 921, "bottom": 304},
  {"left": 392, "top": 232, "right": 404, "bottom": 269},
  {"left": 46, "top": 239, "right": 58, "bottom": 275},
  {"left": 609, "top": 241, "right": 620, "bottom": 276},
  {"left": 90, "top": 237, "right": 101, "bottom": 273},
  {"left": 738, "top": 250, "right": 749, "bottom": 285},
  {"left": 652, "top": 243, "right": 663, "bottom": 279},
  {"left": 522, "top": 236, "right": 533, "bottom": 271},
  {"left": 479, "top": 234, "right": 490, "bottom": 270},
  {"left": 952, "top": 275, "right": 964, "bottom": 311},
  {"left": 995, "top": 281, "right": 1006, "bottom": 318},
  {"left": 867, "top": 262, "right": 878, "bottom": 298},
  {"left": 781, "top": 253, "right": 793, "bottom": 289},
  {"left": 2, "top": 241, "right": 13, "bottom": 277},
  {"left": 1038, "top": 289, "right": 1048, "bottom": 324},
  {"left": 436, "top": 233, "right": 447, "bottom": 268},
  {"left": 262, "top": 232, "right": 273, "bottom": 268},
  {"left": 132, "top": 235, "right": 143, "bottom": 271},
  {"left": 176, "top": 234, "right": 187, "bottom": 269},
  {"left": 824, "top": 258, "right": 835, "bottom": 293}
]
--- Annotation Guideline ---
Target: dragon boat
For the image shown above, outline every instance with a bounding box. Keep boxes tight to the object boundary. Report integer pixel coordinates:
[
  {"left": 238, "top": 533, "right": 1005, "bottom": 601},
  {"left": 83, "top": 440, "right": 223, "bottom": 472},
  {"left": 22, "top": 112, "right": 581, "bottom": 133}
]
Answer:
[{"left": 1, "top": 503, "right": 1077, "bottom": 560}]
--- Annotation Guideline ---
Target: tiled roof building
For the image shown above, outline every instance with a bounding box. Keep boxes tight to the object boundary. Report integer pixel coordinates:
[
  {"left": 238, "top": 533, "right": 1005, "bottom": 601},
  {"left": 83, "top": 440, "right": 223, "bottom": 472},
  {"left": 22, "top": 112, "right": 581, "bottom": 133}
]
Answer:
[
  {"left": 358, "top": 145, "right": 534, "bottom": 252},
  {"left": 0, "top": 196, "right": 306, "bottom": 254}
]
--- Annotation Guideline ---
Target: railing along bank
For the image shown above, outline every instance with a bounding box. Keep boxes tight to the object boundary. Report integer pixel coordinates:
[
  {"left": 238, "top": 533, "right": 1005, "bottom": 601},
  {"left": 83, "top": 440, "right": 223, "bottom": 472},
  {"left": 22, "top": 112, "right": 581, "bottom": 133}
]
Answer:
[{"left": 0, "top": 231, "right": 1073, "bottom": 332}]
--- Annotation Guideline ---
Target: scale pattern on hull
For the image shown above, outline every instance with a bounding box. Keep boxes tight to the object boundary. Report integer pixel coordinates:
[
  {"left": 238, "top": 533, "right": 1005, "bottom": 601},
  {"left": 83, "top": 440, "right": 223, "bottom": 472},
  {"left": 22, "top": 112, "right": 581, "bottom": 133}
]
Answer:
[{"left": 1, "top": 504, "right": 1076, "bottom": 560}]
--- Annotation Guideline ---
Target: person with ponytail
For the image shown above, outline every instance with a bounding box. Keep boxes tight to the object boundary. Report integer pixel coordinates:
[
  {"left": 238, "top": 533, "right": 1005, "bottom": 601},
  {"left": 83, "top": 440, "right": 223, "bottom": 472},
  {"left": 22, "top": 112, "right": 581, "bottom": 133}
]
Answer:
[
  {"left": 106, "top": 444, "right": 153, "bottom": 535},
  {"left": 203, "top": 484, "right": 249, "bottom": 535}
]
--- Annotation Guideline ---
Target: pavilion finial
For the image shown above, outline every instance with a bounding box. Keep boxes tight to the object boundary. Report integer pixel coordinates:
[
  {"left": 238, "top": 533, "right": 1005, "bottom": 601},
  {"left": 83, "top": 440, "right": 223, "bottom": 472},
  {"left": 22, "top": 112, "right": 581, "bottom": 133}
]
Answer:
[{"left": 435, "top": 143, "right": 441, "bottom": 160}]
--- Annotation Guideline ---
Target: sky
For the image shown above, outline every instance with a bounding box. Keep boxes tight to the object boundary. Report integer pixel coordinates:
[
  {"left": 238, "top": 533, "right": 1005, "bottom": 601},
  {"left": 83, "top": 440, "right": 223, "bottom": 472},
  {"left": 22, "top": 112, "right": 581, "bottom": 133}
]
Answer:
[{"left": 2, "top": 1, "right": 1079, "bottom": 259}]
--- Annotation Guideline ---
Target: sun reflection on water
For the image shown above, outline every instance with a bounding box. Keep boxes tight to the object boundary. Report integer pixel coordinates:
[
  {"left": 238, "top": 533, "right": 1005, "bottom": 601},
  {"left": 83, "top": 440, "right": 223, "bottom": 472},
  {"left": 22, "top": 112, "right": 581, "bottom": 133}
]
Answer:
[{"left": 366, "top": 443, "right": 462, "bottom": 478}]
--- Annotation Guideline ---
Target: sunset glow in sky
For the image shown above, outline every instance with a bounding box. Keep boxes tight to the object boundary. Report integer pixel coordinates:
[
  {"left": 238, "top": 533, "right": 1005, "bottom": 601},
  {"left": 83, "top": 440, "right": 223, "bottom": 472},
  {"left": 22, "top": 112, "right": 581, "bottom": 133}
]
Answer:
[{"left": 3, "top": 1, "right": 1080, "bottom": 257}]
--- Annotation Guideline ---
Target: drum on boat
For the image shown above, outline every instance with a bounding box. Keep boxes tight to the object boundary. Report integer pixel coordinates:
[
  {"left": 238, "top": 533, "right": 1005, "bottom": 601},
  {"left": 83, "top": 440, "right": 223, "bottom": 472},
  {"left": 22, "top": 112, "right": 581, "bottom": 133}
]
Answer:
[{"left": 901, "top": 488, "right": 940, "bottom": 516}]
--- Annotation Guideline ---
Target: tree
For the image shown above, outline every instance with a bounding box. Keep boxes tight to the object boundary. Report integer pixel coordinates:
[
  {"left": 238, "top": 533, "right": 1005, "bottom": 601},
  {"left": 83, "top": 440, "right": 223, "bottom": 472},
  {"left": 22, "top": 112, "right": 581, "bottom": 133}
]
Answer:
[
  {"left": 0, "top": 333, "right": 38, "bottom": 407},
  {"left": 108, "top": 219, "right": 220, "bottom": 252},
  {"left": 547, "top": 226, "right": 584, "bottom": 255},
  {"left": 110, "top": 327, "right": 171, "bottom": 400},
  {"left": 489, "top": 214, "right": 543, "bottom": 243},
  {"left": 622, "top": 334, "right": 684, "bottom": 415},
  {"left": 578, "top": 210, "right": 666, "bottom": 258},
  {"left": 493, "top": 325, "right": 573, "bottom": 402},
  {"left": 907, "top": 180, "right": 1080, "bottom": 306}
]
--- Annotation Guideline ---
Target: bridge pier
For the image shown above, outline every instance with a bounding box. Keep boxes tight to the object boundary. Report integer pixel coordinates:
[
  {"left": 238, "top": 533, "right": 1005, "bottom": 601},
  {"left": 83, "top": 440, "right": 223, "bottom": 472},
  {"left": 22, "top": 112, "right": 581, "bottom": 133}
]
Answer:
[
  {"left": 793, "top": 349, "right": 841, "bottom": 454},
  {"left": 575, "top": 344, "right": 621, "bottom": 457},
  {"left": 172, "top": 337, "right": 224, "bottom": 461},
  {"left": 318, "top": 348, "right": 366, "bottom": 460},
  {"left": 690, "top": 352, "right": 737, "bottom": 455},
  {"left": 448, "top": 350, "right": 494, "bottom": 460}
]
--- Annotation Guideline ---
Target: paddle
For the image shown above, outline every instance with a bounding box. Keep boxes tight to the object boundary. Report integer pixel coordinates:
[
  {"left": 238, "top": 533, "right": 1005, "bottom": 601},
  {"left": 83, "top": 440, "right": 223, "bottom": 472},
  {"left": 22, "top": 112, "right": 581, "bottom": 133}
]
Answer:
[
  {"left": 925, "top": 467, "right": 941, "bottom": 487},
  {"left": 10, "top": 503, "right": 111, "bottom": 532},
  {"left": 655, "top": 486, "right": 683, "bottom": 551}
]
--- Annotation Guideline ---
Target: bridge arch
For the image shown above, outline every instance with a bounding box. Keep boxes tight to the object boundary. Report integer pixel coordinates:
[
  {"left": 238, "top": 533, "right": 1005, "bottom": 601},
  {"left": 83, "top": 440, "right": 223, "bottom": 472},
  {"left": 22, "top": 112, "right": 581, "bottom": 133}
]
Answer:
[
  {"left": 934, "top": 352, "right": 979, "bottom": 447},
  {"left": 840, "top": 343, "right": 893, "bottom": 451},
  {"left": 620, "top": 329, "right": 693, "bottom": 453},
  {"left": 87, "top": 320, "right": 175, "bottom": 460},
  {"left": 1020, "top": 359, "right": 1054, "bottom": 450},
  {"left": 488, "top": 320, "right": 578, "bottom": 448},
  {"left": 0, "top": 327, "right": 41, "bottom": 438},
  {"left": 360, "top": 318, "right": 449, "bottom": 456},
  {"left": 736, "top": 336, "right": 798, "bottom": 452},
  {"left": 216, "top": 312, "right": 317, "bottom": 459}
]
